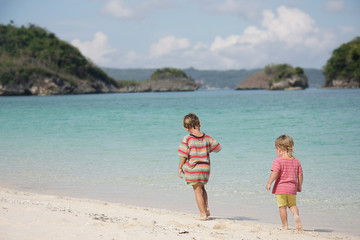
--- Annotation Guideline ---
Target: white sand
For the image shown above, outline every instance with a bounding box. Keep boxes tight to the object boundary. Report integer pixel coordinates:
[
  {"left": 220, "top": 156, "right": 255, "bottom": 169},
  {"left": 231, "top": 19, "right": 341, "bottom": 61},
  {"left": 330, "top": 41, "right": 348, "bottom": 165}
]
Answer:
[{"left": 0, "top": 187, "right": 358, "bottom": 240}]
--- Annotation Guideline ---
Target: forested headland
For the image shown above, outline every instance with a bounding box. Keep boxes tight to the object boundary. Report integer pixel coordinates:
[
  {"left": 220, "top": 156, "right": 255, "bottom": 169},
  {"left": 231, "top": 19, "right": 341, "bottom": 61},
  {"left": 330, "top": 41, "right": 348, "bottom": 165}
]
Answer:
[
  {"left": 323, "top": 37, "right": 360, "bottom": 88},
  {"left": 0, "top": 23, "right": 119, "bottom": 95}
]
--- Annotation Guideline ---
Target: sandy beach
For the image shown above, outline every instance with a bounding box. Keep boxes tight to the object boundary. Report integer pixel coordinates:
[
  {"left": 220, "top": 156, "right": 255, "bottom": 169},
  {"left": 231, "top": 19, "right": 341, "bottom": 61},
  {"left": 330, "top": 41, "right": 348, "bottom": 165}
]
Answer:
[{"left": 0, "top": 187, "right": 358, "bottom": 240}]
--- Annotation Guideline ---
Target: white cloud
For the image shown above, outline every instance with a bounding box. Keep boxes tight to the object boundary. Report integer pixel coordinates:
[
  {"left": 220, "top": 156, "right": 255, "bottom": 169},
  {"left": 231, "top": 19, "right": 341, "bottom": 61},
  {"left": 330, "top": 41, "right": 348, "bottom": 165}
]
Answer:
[
  {"left": 324, "top": 0, "right": 346, "bottom": 13},
  {"left": 263, "top": 7, "right": 317, "bottom": 43},
  {"left": 193, "top": 42, "right": 208, "bottom": 51},
  {"left": 101, "top": 0, "right": 134, "bottom": 19},
  {"left": 211, "top": 6, "right": 320, "bottom": 52},
  {"left": 71, "top": 32, "right": 116, "bottom": 65},
  {"left": 210, "top": 6, "right": 334, "bottom": 56},
  {"left": 100, "top": 0, "right": 173, "bottom": 20},
  {"left": 150, "top": 35, "right": 191, "bottom": 57},
  {"left": 206, "top": 6, "right": 335, "bottom": 68},
  {"left": 107, "top": 5, "right": 337, "bottom": 70}
]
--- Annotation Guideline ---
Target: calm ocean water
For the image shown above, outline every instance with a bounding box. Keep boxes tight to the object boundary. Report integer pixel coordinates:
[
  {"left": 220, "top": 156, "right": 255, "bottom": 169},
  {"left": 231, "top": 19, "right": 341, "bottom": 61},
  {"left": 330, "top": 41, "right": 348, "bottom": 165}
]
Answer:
[{"left": 1, "top": 89, "right": 359, "bottom": 234}]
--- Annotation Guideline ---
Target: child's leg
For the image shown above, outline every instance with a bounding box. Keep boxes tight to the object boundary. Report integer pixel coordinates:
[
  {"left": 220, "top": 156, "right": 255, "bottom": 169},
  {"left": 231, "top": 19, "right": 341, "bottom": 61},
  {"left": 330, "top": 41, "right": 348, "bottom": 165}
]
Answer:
[
  {"left": 289, "top": 205, "right": 302, "bottom": 231},
  {"left": 279, "top": 206, "right": 288, "bottom": 230},
  {"left": 192, "top": 183, "right": 207, "bottom": 220},
  {"left": 288, "top": 194, "right": 302, "bottom": 231},
  {"left": 202, "top": 186, "right": 210, "bottom": 217},
  {"left": 276, "top": 195, "right": 288, "bottom": 229}
]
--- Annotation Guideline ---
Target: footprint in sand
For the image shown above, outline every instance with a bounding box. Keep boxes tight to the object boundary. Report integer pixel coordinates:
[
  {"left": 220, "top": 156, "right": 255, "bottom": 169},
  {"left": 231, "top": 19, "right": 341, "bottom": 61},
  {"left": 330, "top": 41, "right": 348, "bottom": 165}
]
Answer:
[{"left": 213, "top": 223, "right": 227, "bottom": 230}]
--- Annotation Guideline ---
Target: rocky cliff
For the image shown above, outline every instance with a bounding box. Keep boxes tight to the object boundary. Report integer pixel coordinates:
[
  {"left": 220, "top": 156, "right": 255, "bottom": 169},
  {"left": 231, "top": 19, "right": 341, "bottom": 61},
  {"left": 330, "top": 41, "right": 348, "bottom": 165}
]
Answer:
[
  {"left": 235, "top": 71, "right": 271, "bottom": 90},
  {"left": 0, "top": 77, "right": 118, "bottom": 96},
  {"left": 325, "top": 79, "right": 359, "bottom": 88},
  {"left": 268, "top": 76, "right": 309, "bottom": 90},
  {"left": 236, "top": 64, "right": 309, "bottom": 90}
]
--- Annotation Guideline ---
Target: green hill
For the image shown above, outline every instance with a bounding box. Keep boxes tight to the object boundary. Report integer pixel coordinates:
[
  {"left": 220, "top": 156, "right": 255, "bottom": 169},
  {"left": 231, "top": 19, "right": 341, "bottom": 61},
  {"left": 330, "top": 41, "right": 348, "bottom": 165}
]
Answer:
[
  {"left": 0, "top": 23, "right": 118, "bottom": 95},
  {"left": 323, "top": 37, "right": 360, "bottom": 88}
]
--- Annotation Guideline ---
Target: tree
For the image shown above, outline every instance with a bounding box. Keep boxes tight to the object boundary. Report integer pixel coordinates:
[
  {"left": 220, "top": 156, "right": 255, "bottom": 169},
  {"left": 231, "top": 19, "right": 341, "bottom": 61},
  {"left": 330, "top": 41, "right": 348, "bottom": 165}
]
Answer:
[{"left": 323, "top": 37, "right": 360, "bottom": 86}]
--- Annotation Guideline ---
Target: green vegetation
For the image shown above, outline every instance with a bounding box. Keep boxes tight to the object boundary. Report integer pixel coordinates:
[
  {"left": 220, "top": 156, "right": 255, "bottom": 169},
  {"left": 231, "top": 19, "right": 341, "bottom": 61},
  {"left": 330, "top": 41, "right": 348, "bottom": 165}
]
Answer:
[
  {"left": 116, "top": 79, "right": 139, "bottom": 88},
  {"left": 323, "top": 37, "right": 360, "bottom": 86},
  {"left": 265, "top": 64, "right": 305, "bottom": 81},
  {"left": 150, "top": 67, "right": 187, "bottom": 80},
  {"left": 264, "top": 64, "right": 305, "bottom": 85},
  {"left": 0, "top": 23, "right": 118, "bottom": 87}
]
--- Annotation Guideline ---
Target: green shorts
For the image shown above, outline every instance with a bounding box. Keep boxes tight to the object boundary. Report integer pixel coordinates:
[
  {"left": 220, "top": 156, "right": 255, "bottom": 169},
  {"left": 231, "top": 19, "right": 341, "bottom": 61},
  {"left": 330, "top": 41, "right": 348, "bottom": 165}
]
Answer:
[
  {"left": 186, "top": 182, "right": 207, "bottom": 186},
  {"left": 275, "top": 194, "right": 297, "bottom": 208}
]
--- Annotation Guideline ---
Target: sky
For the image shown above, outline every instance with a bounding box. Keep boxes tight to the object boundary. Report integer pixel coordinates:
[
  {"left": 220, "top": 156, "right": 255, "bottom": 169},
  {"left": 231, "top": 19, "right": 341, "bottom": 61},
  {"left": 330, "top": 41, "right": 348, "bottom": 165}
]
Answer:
[{"left": 1, "top": 0, "right": 359, "bottom": 70}]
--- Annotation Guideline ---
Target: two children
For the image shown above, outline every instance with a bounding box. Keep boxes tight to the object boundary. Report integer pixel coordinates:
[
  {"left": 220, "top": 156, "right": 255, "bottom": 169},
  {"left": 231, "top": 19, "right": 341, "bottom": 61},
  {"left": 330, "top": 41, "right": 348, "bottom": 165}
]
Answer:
[{"left": 177, "top": 113, "right": 303, "bottom": 230}]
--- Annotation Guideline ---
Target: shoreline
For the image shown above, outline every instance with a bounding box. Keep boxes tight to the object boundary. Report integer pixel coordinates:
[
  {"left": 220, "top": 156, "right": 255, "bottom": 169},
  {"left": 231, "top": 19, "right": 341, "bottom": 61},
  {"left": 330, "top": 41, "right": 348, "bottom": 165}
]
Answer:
[
  {"left": 1, "top": 187, "right": 358, "bottom": 240},
  {"left": 3, "top": 182, "right": 358, "bottom": 235}
]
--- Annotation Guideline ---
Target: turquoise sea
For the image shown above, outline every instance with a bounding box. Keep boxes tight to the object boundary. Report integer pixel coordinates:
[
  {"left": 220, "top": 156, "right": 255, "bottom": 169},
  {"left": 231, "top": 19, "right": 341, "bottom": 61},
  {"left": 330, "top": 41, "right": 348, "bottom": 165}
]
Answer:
[{"left": 1, "top": 89, "right": 359, "bottom": 235}]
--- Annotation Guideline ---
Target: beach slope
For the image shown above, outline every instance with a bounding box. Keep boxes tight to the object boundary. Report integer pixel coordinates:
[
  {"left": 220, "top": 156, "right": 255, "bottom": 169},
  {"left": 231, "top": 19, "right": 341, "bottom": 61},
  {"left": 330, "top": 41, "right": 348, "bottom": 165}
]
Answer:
[{"left": 0, "top": 188, "right": 357, "bottom": 240}]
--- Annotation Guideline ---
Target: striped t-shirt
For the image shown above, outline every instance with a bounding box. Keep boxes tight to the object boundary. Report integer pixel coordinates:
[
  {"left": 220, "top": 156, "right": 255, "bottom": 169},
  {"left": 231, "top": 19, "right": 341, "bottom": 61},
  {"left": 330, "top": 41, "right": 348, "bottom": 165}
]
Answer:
[
  {"left": 271, "top": 156, "right": 303, "bottom": 195},
  {"left": 178, "top": 133, "right": 221, "bottom": 184}
]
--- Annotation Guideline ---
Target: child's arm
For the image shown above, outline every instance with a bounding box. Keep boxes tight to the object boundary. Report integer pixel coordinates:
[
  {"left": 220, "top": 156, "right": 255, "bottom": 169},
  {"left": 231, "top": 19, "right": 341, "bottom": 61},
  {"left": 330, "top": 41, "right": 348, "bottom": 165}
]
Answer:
[
  {"left": 178, "top": 156, "right": 187, "bottom": 178},
  {"left": 266, "top": 171, "right": 279, "bottom": 190},
  {"left": 210, "top": 138, "right": 221, "bottom": 153},
  {"left": 298, "top": 173, "right": 303, "bottom": 192}
]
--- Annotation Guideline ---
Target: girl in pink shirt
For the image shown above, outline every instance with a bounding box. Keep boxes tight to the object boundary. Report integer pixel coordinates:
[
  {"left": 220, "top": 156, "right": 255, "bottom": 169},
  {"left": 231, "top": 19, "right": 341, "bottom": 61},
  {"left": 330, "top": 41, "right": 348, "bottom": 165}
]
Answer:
[{"left": 266, "top": 135, "right": 303, "bottom": 231}]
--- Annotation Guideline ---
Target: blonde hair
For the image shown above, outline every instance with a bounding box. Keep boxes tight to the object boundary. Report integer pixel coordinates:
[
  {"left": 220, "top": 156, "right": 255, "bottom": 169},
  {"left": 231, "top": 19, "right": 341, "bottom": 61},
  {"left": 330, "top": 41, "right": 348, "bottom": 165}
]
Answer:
[
  {"left": 183, "top": 113, "right": 200, "bottom": 129},
  {"left": 275, "top": 134, "right": 294, "bottom": 156}
]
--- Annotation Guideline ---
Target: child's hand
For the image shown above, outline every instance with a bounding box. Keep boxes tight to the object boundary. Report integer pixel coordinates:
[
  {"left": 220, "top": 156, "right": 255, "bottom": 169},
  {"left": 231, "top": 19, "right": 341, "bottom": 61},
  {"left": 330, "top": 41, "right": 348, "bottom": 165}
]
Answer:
[
  {"left": 266, "top": 184, "right": 271, "bottom": 191},
  {"left": 298, "top": 184, "right": 302, "bottom": 192},
  {"left": 178, "top": 168, "right": 184, "bottom": 178}
]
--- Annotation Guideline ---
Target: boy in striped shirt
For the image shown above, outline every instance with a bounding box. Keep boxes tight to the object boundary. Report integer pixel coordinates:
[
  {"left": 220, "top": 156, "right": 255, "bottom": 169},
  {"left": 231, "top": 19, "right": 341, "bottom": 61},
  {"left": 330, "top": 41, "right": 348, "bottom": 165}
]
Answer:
[
  {"left": 178, "top": 113, "right": 221, "bottom": 220},
  {"left": 266, "top": 135, "right": 303, "bottom": 231}
]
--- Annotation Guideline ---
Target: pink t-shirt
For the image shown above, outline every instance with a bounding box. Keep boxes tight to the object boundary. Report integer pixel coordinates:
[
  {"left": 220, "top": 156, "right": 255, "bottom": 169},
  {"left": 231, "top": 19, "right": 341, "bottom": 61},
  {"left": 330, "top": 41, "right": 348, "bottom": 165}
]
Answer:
[{"left": 271, "top": 156, "right": 303, "bottom": 195}]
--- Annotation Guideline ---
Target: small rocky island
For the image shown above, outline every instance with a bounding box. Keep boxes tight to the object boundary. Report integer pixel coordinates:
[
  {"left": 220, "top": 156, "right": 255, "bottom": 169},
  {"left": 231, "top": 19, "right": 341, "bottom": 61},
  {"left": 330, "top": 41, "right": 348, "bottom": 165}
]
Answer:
[
  {"left": 323, "top": 37, "right": 360, "bottom": 88},
  {"left": 118, "top": 68, "right": 201, "bottom": 92},
  {"left": 236, "top": 64, "right": 309, "bottom": 90},
  {"left": 0, "top": 23, "right": 200, "bottom": 96}
]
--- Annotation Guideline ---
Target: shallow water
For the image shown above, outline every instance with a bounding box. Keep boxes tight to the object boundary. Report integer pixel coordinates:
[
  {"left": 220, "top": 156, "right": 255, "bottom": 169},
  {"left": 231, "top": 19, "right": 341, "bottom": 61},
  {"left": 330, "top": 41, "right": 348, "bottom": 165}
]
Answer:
[{"left": 1, "top": 89, "right": 359, "bottom": 234}]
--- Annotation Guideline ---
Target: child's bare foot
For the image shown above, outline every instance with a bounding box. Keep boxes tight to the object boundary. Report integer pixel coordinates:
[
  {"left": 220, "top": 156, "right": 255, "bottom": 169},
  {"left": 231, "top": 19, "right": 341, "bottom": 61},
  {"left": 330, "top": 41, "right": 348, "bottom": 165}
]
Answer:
[
  {"left": 206, "top": 208, "right": 211, "bottom": 217},
  {"left": 196, "top": 215, "right": 208, "bottom": 221},
  {"left": 281, "top": 225, "right": 288, "bottom": 230},
  {"left": 295, "top": 216, "right": 302, "bottom": 231}
]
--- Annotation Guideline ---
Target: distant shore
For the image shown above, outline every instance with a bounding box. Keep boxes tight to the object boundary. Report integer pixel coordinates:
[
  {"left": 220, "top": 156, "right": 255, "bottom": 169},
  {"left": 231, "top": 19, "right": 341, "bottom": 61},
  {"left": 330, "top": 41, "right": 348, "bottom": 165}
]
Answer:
[{"left": 0, "top": 187, "right": 358, "bottom": 240}]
